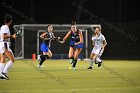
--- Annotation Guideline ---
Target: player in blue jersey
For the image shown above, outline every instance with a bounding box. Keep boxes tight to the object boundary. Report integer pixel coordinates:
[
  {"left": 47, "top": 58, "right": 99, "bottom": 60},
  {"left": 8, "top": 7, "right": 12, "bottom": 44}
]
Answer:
[
  {"left": 38, "top": 25, "right": 59, "bottom": 68},
  {"left": 60, "top": 21, "right": 84, "bottom": 70}
]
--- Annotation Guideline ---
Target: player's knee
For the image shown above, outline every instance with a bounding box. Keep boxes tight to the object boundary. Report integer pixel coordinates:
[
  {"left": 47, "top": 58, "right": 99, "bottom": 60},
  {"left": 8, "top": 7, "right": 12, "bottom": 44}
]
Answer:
[
  {"left": 10, "top": 58, "right": 15, "bottom": 63},
  {"left": 74, "top": 56, "right": 78, "bottom": 60},
  {"left": 12, "top": 60, "right": 15, "bottom": 63},
  {"left": 68, "top": 55, "right": 73, "bottom": 59},
  {"left": 48, "top": 55, "right": 52, "bottom": 58}
]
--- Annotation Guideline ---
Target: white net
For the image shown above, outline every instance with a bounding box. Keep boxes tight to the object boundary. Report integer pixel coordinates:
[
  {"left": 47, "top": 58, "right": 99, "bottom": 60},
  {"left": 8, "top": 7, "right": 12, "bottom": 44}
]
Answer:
[{"left": 13, "top": 24, "right": 101, "bottom": 59}]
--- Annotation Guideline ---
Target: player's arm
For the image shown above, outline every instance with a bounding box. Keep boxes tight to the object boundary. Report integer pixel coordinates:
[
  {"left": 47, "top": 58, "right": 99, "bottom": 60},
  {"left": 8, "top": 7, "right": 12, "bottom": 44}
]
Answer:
[
  {"left": 100, "top": 40, "right": 107, "bottom": 55},
  {"left": 91, "top": 36, "right": 95, "bottom": 48},
  {"left": 75, "top": 31, "right": 83, "bottom": 45},
  {"left": 52, "top": 33, "right": 60, "bottom": 40},
  {"left": 92, "top": 40, "right": 95, "bottom": 47},
  {"left": 60, "top": 31, "right": 71, "bottom": 43},
  {"left": 40, "top": 32, "right": 49, "bottom": 40},
  {"left": 103, "top": 40, "right": 107, "bottom": 48},
  {"left": 3, "top": 33, "right": 16, "bottom": 39}
]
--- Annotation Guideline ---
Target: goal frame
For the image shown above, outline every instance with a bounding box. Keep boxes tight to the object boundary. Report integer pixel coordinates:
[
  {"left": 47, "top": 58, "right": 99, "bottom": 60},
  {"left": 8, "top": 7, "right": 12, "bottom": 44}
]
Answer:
[{"left": 13, "top": 24, "right": 101, "bottom": 59}]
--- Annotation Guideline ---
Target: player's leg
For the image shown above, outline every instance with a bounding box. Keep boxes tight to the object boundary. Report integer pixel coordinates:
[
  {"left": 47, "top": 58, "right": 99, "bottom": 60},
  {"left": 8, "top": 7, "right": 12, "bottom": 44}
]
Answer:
[
  {"left": 38, "top": 50, "right": 52, "bottom": 68},
  {"left": 72, "top": 48, "right": 82, "bottom": 69},
  {"left": 96, "top": 56, "right": 102, "bottom": 63},
  {"left": 1, "top": 49, "right": 15, "bottom": 80},
  {"left": 40, "top": 50, "right": 52, "bottom": 59},
  {"left": 88, "top": 53, "right": 95, "bottom": 69},
  {"left": 95, "top": 55, "right": 101, "bottom": 64},
  {"left": 88, "top": 47, "right": 98, "bottom": 69},
  {"left": 38, "top": 43, "right": 50, "bottom": 68},
  {"left": 96, "top": 48, "right": 104, "bottom": 67},
  {"left": 68, "top": 47, "right": 75, "bottom": 64},
  {"left": 0, "top": 43, "right": 6, "bottom": 80},
  {"left": 0, "top": 54, "right": 5, "bottom": 73},
  {"left": 96, "top": 57, "right": 102, "bottom": 67},
  {"left": 0, "top": 53, "right": 6, "bottom": 80}
]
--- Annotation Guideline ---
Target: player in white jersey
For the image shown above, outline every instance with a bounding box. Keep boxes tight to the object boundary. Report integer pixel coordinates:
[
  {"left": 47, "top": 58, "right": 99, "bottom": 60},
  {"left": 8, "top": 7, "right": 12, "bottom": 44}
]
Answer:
[
  {"left": 0, "top": 14, "right": 17, "bottom": 80},
  {"left": 88, "top": 27, "right": 107, "bottom": 69}
]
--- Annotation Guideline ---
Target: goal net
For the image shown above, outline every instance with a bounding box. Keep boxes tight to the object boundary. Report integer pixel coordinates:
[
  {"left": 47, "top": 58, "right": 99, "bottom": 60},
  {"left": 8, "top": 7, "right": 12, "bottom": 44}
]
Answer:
[{"left": 13, "top": 24, "right": 101, "bottom": 59}]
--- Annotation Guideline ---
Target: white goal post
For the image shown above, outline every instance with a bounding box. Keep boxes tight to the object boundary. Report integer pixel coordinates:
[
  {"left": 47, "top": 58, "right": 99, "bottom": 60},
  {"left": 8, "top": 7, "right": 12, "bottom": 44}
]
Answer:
[{"left": 13, "top": 24, "right": 101, "bottom": 59}]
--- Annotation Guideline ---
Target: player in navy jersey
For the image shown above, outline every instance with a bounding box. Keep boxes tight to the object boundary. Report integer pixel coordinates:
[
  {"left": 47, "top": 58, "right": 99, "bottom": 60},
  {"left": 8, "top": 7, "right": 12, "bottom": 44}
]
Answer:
[
  {"left": 38, "top": 25, "right": 59, "bottom": 68},
  {"left": 60, "top": 21, "right": 84, "bottom": 70}
]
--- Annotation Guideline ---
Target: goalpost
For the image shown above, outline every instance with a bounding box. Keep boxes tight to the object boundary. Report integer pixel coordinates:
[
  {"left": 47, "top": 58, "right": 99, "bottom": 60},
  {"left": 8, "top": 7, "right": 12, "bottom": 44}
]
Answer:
[{"left": 13, "top": 24, "right": 101, "bottom": 59}]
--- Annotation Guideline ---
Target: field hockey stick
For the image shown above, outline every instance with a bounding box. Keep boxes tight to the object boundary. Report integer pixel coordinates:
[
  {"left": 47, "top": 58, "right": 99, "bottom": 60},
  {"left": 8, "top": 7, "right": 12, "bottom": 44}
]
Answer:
[
  {"left": 15, "top": 29, "right": 22, "bottom": 37},
  {"left": 54, "top": 37, "right": 70, "bottom": 46},
  {"left": 56, "top": 39, "right": 76, "bottom": 47}
]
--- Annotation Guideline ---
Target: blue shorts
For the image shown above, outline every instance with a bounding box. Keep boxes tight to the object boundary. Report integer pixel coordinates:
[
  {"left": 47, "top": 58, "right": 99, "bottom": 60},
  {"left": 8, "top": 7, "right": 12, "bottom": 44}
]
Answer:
[
  {"left": 70, "top": 41, "right": 84, "bottom": 49},
  {"left": 40, "top": 43, "right": 49, "bottom": 52}
]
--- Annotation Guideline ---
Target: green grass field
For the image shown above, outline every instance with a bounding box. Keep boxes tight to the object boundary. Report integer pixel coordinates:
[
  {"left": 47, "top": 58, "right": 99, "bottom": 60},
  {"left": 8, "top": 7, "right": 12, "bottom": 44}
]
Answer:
[{"left": 0, "top": 60, "right": 140, "bottom": 93}]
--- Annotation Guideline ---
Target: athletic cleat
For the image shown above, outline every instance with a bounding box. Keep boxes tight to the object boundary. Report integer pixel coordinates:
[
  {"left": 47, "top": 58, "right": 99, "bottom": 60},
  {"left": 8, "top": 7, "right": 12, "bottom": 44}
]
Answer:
[
  {"left": 72, "top": 67, "right": 77, "bottom": 70},
  {"left": 1, "top": 73, "right": 9, "bottom": 80},
  {"left": 87, "top": 66, "right": 93, "bottom": 69},
  {"left": 0, "top": 76, "right": 6, "bottom": 80},
  {"left": 98, "top": 61, "right": 102, "bottom": 67},
  {"left": 37, "top": 64, "right": 42, "bottom": 68}
]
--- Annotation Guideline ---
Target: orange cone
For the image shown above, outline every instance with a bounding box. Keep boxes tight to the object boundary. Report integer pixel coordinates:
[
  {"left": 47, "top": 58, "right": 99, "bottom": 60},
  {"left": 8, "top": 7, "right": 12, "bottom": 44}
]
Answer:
[{"left": 32, "top": 53, "right": 36, "bottom": 60}]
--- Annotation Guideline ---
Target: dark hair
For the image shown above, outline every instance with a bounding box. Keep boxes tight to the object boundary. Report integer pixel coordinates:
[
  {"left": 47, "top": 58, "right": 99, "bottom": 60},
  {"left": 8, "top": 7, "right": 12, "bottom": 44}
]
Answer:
[
  {"left": 47, "top": 24, "right": 52, "bottom": 28},
  {"left": 4, "top": 14, "right": 12, "bottom": 23},
  {"left": 71, "top": 21, "right": 76, "bottom": 25}
]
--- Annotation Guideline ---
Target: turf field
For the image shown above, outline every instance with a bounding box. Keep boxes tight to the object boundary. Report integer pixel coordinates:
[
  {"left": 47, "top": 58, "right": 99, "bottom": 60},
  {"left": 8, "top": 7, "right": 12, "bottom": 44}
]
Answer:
[{"left": 0, "top": 60, "right": 140, "bottom": 93}]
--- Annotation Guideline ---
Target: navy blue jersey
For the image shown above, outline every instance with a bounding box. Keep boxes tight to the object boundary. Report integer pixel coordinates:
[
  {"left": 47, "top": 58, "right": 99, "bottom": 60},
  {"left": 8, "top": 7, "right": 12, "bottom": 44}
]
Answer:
[
  {"left": 43, "top": 32, "right": 53, "bottom": 47},
  {"left": 71, "top": 29, "right": 80, "bottom": 43}
]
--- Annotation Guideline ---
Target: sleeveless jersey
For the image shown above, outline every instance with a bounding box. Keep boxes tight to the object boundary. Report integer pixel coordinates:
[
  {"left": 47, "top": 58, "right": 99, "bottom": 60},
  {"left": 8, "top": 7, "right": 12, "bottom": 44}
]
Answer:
[
  {"left": 71, "top": 29, "right": 80, "bottom": 43},
  {"left": 43, "top": 32, "right": 53, "bottom": 47}
]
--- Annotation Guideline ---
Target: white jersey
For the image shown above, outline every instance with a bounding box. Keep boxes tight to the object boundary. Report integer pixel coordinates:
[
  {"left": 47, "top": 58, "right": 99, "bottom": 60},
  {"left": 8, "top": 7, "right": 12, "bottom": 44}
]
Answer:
[
  {"left": 0, "top": 25, "right": 11, "bottom": 42},
  {"left": 92, "top": 33, "right": 106, "bottom": 49},
  {"left": 0, "top": 25, "right": 12, "bottom": 53}
]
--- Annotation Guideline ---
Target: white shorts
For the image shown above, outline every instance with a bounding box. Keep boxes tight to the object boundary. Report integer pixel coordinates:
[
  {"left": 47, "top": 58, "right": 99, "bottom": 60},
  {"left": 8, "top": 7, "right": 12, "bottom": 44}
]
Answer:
[
  {"left": 91, "top": 47, "right": 102, "bottom": 55},
  {"left": 0, "top": 42, "right": 13, "bottom": 53}
]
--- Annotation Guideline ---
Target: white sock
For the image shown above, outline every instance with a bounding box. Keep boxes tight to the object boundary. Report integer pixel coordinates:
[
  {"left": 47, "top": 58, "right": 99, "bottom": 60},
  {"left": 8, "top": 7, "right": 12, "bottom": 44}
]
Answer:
[
  {"left": 96, "top": 57, "right": 102, "bottom": 62},
  {"left": 0, "top": 63, "right": 5, "bottom": 73},
  {"left": 89, "top": 59, "right": 94, "bottom": 67},
  {"left": 3, "top": 61, "right": 14, "bottom": 74}
]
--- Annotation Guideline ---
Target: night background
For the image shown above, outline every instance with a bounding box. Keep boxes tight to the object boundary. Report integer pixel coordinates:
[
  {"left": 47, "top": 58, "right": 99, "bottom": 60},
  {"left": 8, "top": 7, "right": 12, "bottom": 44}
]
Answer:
[
  {"left": 0, "top": 1, "right": 140, "bottom": 92},
  {"left": 0, "top": 0, "right": 140, "bottom": 59}
]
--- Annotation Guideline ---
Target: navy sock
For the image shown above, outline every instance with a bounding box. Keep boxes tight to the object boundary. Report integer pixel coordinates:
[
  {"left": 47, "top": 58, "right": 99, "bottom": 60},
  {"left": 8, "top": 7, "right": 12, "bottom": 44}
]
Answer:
[
  {"left": 39, "top": 56, "right": 46, "bottom": 66},
  {"left": 40, "top": 55, "right": 49, "bottom": 59},
  {"left": 72, "top": 59, "right": 77, "bottom": 67}
]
